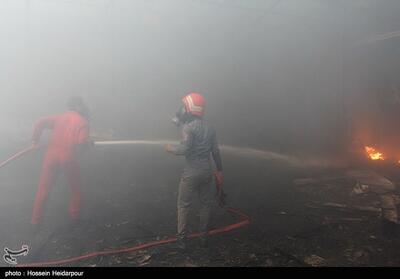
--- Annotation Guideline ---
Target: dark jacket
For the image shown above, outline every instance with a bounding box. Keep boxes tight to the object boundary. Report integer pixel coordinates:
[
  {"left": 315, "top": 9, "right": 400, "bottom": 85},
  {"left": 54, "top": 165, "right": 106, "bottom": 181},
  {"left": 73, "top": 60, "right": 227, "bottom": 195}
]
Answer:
[{"left": 170, "top": 118, "right": 222, "bottom": 175}]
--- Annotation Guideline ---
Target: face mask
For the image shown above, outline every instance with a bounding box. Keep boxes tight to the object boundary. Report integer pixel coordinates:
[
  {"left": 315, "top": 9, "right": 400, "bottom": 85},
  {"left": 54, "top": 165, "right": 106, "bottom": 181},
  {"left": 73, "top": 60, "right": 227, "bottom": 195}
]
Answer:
[
  {"left": 67, "top": 97, "right": 90, "bottom": 120},
  {"left": 172, "top": 106, "right": 189, "bottom": 127}
]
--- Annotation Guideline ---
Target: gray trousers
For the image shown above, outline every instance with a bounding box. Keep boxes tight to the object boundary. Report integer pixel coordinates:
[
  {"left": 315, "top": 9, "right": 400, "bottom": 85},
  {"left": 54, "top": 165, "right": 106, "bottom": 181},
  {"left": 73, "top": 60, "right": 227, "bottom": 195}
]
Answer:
[{"left": 177, "top": 172, "right": 213, "bottom": 240}]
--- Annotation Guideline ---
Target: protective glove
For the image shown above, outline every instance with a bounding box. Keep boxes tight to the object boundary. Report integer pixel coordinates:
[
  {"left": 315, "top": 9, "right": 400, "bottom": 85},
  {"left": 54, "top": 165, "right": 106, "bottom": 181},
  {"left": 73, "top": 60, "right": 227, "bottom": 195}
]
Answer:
[
  {"left": 31, "top": 141, "right": 39, "bottom": 149},
  {"left": 88, "top": 138, "right": 95, "bottom": 147},
  {"left": 164, "top": 144, "right": 173, "bottom": 153},
  {"left": 214, "top": 171, "right": 226, "bottom": 207},
  {"left": 214, "top": 171, "right": 224, "bottom": 187}
]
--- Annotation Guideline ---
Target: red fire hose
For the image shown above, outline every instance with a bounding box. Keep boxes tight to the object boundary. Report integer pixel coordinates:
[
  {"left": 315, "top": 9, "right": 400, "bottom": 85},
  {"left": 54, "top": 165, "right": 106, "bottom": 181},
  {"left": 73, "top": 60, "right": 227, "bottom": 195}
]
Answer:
[
  {"left": 17, "top": 207, "right": 250, "bottom": 267},
  {"left": 1, "top": 146, "right": 251, "bottom": 267}
]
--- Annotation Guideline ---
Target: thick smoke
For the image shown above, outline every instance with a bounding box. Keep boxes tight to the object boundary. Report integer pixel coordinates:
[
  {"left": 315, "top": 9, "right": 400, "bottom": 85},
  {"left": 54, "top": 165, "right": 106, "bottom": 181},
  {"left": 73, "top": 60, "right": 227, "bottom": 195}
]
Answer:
[{"left": 0, "top": 0, "right": 399, "bottom": 159}]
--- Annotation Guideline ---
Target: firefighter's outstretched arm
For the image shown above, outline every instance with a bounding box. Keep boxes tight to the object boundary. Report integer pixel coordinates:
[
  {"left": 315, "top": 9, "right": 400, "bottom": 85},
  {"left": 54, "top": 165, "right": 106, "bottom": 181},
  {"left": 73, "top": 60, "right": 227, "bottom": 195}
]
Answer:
[
  {"left": 31, "top": 116, "right": 57, "bottom": 146},
  {"left": 165, "top": 126, "right": 193, "bottom": 156},
  {"left": 74, "top": 124, "right": 93, "bottom": 156}
]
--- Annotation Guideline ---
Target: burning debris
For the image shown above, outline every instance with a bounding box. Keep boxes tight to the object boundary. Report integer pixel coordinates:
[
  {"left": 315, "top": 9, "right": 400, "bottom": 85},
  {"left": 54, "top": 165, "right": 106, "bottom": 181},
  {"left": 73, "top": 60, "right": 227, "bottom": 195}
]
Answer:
[
  {"left": 364, "top": 146, "right": 385, "bottom": 161},
  {"left": 363, "top": 146, "right": 400, "bottom": 165}
]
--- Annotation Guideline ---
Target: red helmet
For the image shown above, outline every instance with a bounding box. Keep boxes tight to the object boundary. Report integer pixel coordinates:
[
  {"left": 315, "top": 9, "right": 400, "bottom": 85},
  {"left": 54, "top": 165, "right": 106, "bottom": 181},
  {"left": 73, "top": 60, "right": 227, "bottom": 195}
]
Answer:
[{"left": 182, "top": 92, "right": 205, "bottom": 116}]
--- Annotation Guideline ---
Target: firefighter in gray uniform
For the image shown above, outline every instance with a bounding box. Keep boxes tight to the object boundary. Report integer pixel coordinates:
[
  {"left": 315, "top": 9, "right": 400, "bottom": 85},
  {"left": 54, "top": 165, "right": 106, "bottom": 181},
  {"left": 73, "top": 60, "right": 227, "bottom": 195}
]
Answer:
[{"left": 165, "top": 92, "right": 223, "bottom": 250}]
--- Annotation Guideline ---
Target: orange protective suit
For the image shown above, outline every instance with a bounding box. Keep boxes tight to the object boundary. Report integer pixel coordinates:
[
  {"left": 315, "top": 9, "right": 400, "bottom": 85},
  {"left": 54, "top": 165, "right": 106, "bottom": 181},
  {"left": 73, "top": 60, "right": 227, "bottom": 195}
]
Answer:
[{"left": 31, "top": 111, "right": 89, "bottom": 225}]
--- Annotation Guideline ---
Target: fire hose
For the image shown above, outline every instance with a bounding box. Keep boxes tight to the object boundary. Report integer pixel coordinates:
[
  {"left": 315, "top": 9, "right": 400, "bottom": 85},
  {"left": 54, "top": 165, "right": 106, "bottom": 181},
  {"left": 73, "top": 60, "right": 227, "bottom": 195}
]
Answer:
[
  {"left": 0, "top": 146, "right": 37, "bottom": 169},
  {"left": 0, "top": 143, "right": 251, "bottom": 267}
]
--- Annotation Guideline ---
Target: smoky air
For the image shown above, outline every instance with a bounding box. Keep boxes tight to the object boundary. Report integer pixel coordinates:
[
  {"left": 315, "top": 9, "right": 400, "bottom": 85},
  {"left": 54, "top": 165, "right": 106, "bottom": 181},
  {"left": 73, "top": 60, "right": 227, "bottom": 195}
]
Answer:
[{"left": 1, "top": 0, "right": 400, "bottom": 268}]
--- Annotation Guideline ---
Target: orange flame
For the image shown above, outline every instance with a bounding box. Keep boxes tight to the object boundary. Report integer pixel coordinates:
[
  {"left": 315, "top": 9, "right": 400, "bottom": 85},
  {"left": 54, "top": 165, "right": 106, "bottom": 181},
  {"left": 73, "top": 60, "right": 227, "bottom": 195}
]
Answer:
[{"left": 365, "top": 146, "right": 385, "bottom": 160}]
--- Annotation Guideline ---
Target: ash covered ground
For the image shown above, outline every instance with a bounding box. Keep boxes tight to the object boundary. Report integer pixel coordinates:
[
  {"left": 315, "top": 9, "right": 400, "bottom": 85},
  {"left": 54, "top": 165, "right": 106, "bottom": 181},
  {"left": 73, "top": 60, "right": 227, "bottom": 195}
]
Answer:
[{"left": 1, "top": 145, "right": 400, "bottom": 267}]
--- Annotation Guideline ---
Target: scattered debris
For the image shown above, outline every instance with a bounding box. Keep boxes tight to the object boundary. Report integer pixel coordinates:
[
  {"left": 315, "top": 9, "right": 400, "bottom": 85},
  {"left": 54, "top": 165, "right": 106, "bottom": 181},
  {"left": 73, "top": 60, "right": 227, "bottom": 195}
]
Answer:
[
  {"left": 116, "top": 221, "right": 130, "bottom": 226},
  {"left": 273, "top": 247, "right": 309, "bottom": 266},
  {"left": 380, "top": 195, "right": 399, "bottom": 222},
  {"left": 347, "top": 205, "right": 381, "bottom": 213},
  {"left": 353, "top": 182, "right": 369, "bottom": 195},
  {"left": 12, "top": 168, "right": 400, "bottom": 267},
  {"left": 308, "top": 202, "right": 381, "bottom": 214},
  {"left": 137, "top": 254, "right": 152, "bottom": 266},
  {"left": 352, "top": 250, "right": 369, "bottom": 262},
  {"left": 346, "top": 170, "right": 396, "bottom": 193},
  {"left": 304, "top": 255, "right": 326, "bottom": 267},
  {"left": 322, "top": 202, "right": 347, "bottom": 209},
  {"left": 184, "top": 263, "right": 198, "bottom": 267},
  {"left": 264, "top": 259, "right": 274, "bottom": 266}
]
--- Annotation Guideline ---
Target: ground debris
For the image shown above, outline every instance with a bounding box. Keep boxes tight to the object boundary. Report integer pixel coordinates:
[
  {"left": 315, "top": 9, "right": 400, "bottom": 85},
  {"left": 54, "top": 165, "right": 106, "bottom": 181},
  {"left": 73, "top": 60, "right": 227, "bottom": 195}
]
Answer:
[
  {"left": 352, "top": 182, "right": 369, "bottom": 195},
  {"left": 116, "top": 221, "right": 130, "bottom": 226},
  {"left": 308, "top": 201, "right": 381, "bottom": 213},
  {"left": 345, "top": 248, "right": 371, "bottom": 263},
  {"left": 137, "top": 254, "right": 152, "bottom": 266},
  {"left": 264, "top": 259, "right": 274, "bottom": 267},
  {"left": 321, "top": 202, "right": 347, "bottom": 209},
  {"left": 273, "top": 247, "right": 309, "bottom": 266},
  {"left": 322, "top": 216, "right": 364, "bottom": 225},
  {"left": 293, "top": 176, "right": 346, "bottom": 187},
  {"left": 184, "top": 263, "right": 198, "bottom": 267},
  {"left": 304, "top": 254, "right": 326, "bottom": 267},
  {"left": 346, "top": 170, "right": 396, "bottom": 193}
]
